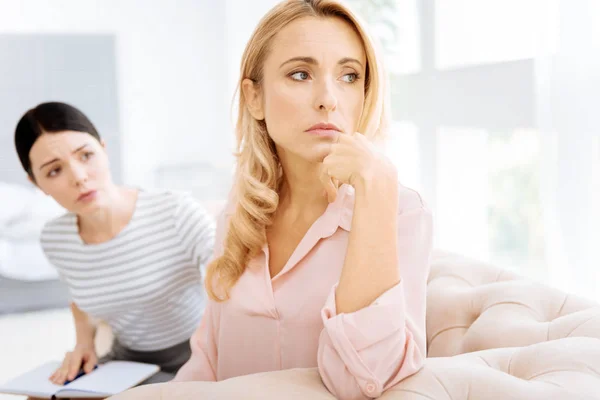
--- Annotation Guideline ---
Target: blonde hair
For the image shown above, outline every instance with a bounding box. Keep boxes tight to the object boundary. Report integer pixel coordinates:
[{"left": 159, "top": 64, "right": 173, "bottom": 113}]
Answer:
[{"left": 205, "top": 0, "right": 390, "bottom": 301}]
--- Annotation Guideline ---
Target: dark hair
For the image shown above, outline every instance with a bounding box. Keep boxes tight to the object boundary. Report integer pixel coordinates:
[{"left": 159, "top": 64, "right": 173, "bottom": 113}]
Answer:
[{"left": 14, "top": 102, "right": 101, "bottom": 178}]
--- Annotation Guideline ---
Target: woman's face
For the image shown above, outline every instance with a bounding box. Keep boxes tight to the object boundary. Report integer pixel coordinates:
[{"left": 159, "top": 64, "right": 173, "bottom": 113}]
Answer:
[
  {"left": 29, "top": 131, "right": 113, "bottom": 214},
  {"left": 244, "top": 16, "right": 367, "bottom": 163}
]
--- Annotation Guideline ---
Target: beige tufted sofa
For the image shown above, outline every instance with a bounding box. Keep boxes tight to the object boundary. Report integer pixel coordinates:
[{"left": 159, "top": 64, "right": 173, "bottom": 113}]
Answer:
[{"left": 110, "top": 251, "right": 600, "bottom": 400}]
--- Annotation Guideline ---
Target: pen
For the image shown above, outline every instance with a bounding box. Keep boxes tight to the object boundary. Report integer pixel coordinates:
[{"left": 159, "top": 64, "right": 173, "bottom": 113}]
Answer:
[{"left": 64, "top": 364, "right": 98, "bottom": 385}]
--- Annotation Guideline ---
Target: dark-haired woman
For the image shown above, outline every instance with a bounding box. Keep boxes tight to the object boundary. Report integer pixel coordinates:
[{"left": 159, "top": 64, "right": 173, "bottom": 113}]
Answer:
[{"left": 14, "top": 102, "right": 215, "bottom": 384}]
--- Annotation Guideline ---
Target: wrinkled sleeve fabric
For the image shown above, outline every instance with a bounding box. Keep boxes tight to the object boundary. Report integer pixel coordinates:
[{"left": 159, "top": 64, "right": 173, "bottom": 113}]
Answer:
[{"left": 317, "top": 206, "right": 433, "bottom": 400}]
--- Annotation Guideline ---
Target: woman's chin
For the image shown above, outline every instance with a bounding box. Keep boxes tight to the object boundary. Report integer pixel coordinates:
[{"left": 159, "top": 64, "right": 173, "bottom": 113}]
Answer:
[
  {"left": 73, "top": 197, "right": 103, "bottom": 215},
  {"left": 277, "top": 141, "right": 334, "bottom": 164},
  {"left": 308, "top": 143, "right": 335, "bottom": 163}
]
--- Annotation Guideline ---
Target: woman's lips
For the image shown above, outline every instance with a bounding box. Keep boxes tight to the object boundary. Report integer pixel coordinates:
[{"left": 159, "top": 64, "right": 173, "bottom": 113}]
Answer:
[
  {"left": 306, "top": 128, "right": 340, "bottom": 138},
  {"left": 77, "top": 190, "right": 97, "bottom": 203},
  {"left": 305, "top": 123, "right": 342, "bottom": 139}
]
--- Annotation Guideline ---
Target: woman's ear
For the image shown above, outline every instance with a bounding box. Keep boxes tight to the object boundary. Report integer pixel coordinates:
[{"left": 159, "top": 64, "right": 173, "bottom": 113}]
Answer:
[
  {"left": 100, "top": 139, "right": 106, "bottom": 149},
  {"left": 241, "top": 78, "right": 265, "bottom": 121}
]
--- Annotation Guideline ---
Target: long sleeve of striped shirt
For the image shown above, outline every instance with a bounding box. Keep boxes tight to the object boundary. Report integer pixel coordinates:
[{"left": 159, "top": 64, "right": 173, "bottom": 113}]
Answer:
[{"left": 173, "top": 193, "right": 216, "bottom": 275}]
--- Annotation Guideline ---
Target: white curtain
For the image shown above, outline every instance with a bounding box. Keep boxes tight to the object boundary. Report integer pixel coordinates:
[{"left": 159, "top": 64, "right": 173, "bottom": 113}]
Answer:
[{"left": 536, "top": 0, "right": 600, "bottom": 298}]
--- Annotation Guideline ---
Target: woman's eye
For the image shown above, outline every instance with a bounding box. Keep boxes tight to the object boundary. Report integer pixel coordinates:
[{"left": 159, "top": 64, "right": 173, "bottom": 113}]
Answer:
[
  {"left": 48, "top": 168, "right": 61, "bottom": 178},
  {"left": 81, "top": 152, "right": 94, "bottom": 161},
  {"left": 290, "top": 71, "right": 310, "bottom": 81},
  {"left": 341, "top": 73, "right": 358, "bottom": 83}
]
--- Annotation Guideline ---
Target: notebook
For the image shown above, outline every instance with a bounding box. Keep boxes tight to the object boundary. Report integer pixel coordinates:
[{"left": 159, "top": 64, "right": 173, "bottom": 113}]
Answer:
[{"left": 0, "top": 360, "right": 159, "bottom": 399}]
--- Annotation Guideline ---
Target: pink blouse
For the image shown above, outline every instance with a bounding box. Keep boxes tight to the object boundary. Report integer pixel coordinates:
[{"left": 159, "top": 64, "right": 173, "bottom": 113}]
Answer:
[{"left": 175, "top": 183, "right": 433, "bottom": 400}]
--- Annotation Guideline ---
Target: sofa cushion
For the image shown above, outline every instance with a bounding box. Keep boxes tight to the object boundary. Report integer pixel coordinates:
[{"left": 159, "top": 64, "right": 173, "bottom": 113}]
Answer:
[
  {"left": 427, "top": 252, "right": 600, "bottom": 357},
  {"left": 110, "top": 337, "right": 600, "bottom": 400}
]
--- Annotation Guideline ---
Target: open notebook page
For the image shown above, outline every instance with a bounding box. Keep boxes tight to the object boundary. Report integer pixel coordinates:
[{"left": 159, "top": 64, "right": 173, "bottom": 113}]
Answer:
[
  {"left": 0, "top": 361, "right": 63, "bottom": 398},
  {"left": 54, "top": 361, "right": 159, "bottom": 398}
]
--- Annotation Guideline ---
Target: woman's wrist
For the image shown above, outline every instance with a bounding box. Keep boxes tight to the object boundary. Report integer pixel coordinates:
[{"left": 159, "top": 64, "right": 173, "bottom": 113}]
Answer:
[
  {"left": 75, "top": 324, "right": 97, "bottom": 347},
  {"left": 353, "top": 160, "right": 398, "bottom": 198}
]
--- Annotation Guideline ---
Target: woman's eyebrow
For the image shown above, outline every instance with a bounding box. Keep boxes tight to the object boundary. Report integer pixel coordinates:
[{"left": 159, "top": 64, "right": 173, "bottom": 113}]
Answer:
[
  {"left": 39, "top": 144, "right": 89, "bottom": 171},
  {"left": 279, "top": 56, "right": 364, "bottom": 69},
  {"left": 280, "top": 56, "right": 318, "bottom": 69}
]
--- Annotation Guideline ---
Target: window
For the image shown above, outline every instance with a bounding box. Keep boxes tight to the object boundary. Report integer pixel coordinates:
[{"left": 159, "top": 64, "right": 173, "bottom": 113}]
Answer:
[{"left": 348, "top": 0, "right": 557, "bottom": 282}]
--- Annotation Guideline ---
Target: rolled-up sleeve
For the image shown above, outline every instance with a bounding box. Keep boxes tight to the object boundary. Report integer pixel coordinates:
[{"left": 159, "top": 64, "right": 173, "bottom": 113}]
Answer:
[{"left": 317, "top": 206, "right": 432, "bottom": 400}]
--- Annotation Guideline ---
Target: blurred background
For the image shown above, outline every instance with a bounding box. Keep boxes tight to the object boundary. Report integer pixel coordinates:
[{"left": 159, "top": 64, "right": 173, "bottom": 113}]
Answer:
[{"left": 0, "top": 0, "right": 599, "bottom": 389}]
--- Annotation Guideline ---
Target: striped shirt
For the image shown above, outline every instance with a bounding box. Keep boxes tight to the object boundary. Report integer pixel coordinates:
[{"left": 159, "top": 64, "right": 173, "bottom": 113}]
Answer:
[{"left": 40, "top": 189, "right": 215, "bottom": 351}]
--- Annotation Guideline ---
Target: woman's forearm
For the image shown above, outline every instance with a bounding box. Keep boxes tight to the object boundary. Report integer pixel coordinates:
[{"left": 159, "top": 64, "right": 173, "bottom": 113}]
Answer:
[
  {"left": 70, "top": 302, "right": 97, "bottom": 346},
  {"left": 335, "top": 175, "right": 399, "bottom": 314}
]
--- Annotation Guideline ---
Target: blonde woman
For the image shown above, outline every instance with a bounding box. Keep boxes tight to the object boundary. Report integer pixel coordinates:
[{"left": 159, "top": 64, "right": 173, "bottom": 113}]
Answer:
[{"left": 176, "top": 0, "right": 433, "bottom": 398}]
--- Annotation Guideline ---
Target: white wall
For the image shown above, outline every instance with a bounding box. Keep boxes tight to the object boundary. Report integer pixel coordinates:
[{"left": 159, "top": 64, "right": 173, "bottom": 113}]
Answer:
[
  {"left": 223, "top": 0, "right": 280, "bottom": 116},
  {"left": 0, "top": 0, "right": 229, "bottom": 188}
]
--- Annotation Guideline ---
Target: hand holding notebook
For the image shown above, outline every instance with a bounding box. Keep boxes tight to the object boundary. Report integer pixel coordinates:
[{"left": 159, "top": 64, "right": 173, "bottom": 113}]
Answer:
[{"left": 0, "top": 361, "right": 159, "bottom": 399}]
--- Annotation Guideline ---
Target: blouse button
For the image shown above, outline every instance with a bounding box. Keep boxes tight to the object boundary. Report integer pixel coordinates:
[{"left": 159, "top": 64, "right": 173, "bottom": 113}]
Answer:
[{"left": 365, "top": 382, "right": 376, "bottom": 394}]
